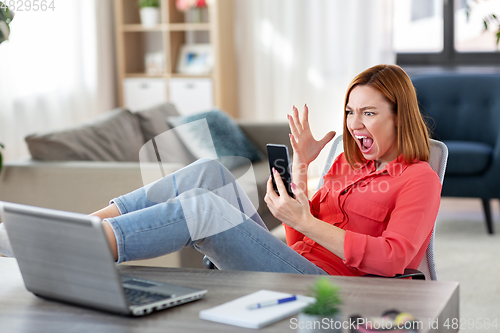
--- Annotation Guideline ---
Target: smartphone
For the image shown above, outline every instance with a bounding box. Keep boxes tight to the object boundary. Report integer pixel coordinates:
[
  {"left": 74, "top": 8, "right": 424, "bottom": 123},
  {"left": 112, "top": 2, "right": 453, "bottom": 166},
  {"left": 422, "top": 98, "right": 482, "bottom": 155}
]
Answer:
[{"left": 266, "top": 144, "right": 295, "bottom": 198}]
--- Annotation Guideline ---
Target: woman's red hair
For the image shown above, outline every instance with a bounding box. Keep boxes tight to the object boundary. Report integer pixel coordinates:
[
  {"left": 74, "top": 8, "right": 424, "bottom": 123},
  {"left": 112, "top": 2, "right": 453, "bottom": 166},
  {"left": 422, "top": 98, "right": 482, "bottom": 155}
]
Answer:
[{"left": 343, "top": 64, "right": 430, "bottom": 168}]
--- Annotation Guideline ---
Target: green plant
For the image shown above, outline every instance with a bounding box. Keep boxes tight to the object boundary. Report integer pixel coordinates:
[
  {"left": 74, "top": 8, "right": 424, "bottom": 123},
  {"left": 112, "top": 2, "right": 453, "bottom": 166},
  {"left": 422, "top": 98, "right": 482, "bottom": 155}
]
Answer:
[
  {"left": 303, "top": 277, "right": 342, "bottom": 317},
  {"left": 0, "top": 1, "right": 14, "bottom": 45},
  {"left": 138, "top": 0, "right": 160, "bottom": 8},
  {"left": 0, "top": 1, "right": 13, "bottom": 174},
  {"left": 0, "top": 143, "right": 3, "bottom": 175},
  {"left": 465, "top": 0, "right": 500, "bottom": 45}
]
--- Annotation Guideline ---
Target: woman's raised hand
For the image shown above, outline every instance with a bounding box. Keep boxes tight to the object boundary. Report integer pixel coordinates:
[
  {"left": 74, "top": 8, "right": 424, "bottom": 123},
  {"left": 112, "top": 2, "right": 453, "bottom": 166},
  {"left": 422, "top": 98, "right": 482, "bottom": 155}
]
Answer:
[{"left": 288, "top": 105, "right": 336, "bottom": 166}]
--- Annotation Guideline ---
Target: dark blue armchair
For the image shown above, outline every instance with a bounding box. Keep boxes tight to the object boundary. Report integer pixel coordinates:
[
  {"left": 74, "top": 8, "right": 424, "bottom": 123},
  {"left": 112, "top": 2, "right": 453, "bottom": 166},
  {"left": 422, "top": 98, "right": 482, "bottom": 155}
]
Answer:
[{"left": 412, "top": 73, "right": 500, "bottom": 234}]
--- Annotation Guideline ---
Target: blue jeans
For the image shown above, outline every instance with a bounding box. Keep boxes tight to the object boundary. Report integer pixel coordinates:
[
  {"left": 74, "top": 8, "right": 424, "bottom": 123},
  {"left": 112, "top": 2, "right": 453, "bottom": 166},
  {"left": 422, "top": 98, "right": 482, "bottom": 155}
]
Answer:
[{"left": 106, "top": 159, "right": 328, "bottom": 275}]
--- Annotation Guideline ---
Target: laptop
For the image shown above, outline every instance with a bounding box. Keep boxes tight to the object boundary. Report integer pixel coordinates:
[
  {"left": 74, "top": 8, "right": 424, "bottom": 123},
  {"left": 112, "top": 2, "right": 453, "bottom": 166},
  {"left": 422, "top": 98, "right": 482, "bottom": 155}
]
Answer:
[{"left": 0, "top": 201, "right": 207, "bottom": 316}]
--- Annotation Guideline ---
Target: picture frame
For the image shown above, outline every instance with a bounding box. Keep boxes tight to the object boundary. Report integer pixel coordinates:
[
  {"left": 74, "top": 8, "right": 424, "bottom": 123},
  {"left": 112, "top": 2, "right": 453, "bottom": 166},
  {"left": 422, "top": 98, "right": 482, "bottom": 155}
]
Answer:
[
  {"left": 145, "top": 51, "right": 165, "bottom": 76},
  {"left": 176, "top": 43, "right": 214, "bottom": 75}
]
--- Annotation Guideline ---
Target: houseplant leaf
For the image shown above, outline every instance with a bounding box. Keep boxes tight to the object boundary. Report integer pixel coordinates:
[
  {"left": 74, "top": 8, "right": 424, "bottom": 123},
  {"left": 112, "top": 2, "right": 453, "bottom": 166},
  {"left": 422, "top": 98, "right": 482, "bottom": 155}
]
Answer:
[
  {"left": 0, "top": 1, "right": 12, "bottom": 174},
  {"left": 138, "top": 0, "right": 159, "bottom": 8},
  {"left": 303, "top": 277, "right": 342, "bottom": 317},
  {"left": 0, "top": 143, "right": 4, "bottom": 175}
]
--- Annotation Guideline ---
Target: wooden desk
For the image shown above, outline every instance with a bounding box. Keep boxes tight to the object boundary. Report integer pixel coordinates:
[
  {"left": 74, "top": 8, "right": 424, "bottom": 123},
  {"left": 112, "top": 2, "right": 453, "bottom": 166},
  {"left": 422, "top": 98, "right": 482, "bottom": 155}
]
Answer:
[{"left": 0, "top": 258, "right": 458, "bottom": 333}]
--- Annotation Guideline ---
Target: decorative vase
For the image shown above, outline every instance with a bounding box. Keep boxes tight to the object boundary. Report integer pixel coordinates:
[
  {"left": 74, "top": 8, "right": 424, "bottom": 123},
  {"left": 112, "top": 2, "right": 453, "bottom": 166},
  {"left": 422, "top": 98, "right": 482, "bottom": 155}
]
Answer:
[
  {"left": 140, "top": 7, "right": 160, "bottom": 27},
  {"left": 184, "top": 7, "right": 209, "bottom": 23},
  {"left": 185, "top": 7, "right": 202, "bottom": 23},
  {"left": 297, "top": 312, "right": 342, "bottom": 333}
]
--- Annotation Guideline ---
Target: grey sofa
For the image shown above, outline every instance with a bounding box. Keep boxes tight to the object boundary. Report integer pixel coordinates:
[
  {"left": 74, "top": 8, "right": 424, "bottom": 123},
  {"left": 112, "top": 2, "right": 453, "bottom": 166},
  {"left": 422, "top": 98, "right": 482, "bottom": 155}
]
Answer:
[{"left": 0, "top": 104, "right": 291, "bottom": 267}]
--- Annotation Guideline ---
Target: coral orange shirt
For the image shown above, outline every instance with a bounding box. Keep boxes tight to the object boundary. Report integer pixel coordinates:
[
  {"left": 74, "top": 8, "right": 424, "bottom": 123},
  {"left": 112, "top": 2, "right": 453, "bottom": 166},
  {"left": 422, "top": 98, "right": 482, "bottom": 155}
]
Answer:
[{"left": 285, "top": 153, "right": 442, "bottom": 277}]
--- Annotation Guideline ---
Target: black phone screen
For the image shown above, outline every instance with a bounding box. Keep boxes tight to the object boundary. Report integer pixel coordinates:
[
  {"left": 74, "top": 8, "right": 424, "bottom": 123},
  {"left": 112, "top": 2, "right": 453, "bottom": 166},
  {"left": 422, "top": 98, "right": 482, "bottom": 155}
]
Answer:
[{"left": 266, "top": 144, "right": 295, "bottom": 198}]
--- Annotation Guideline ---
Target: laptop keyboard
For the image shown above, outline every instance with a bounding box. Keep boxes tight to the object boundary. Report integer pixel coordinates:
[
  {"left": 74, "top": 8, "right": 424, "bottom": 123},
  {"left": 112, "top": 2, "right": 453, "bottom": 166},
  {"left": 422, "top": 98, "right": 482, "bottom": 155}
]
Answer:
[{"left": 124, "top": 287, "right": 172, "bottom": 306}]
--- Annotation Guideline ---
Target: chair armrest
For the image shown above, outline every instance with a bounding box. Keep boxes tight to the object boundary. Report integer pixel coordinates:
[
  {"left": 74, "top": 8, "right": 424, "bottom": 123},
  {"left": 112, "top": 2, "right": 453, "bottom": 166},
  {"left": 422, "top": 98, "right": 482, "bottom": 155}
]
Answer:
[
  {"left": 364, "top": 268, "right": 426, "bottom": 280},
  {"left": 237, "top": 121, "right": 291, "bottom": 156},
  {"left": 489, "top": 129, "right": 500, "bottom": 166},
  {"left": 480, "top": 130, "right": 500, "bottom": 184}
]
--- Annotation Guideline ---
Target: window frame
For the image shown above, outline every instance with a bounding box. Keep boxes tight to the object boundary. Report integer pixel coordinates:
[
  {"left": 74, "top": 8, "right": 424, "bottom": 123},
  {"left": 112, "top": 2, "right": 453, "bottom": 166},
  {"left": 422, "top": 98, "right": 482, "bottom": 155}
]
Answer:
[{"left": 396, "top": 0, "right": 500, "bottom": 66}]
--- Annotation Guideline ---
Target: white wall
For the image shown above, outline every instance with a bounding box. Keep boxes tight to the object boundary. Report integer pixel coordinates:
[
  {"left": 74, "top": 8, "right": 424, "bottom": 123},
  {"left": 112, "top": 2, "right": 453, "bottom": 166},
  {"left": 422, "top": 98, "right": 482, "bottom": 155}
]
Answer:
[{"left": 233, "top": 0, "right": 395, "bottom": 175}]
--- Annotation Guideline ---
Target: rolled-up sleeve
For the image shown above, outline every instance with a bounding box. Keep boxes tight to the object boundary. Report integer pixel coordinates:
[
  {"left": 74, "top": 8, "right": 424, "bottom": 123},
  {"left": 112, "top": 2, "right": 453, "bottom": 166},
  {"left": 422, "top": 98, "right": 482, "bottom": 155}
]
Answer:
[
  {"left": 343, "top": 169, "right": 442, "bottom": 276},
  {"left": 284, "top": 223, "right": 305, "bottom": 246}
]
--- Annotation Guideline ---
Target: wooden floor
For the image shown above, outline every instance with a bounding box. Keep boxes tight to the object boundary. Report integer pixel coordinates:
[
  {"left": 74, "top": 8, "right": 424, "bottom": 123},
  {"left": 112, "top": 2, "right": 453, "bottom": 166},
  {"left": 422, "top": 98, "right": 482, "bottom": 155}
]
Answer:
[{"left": 434, "top": 197, "right": 500, "bottom": 333}]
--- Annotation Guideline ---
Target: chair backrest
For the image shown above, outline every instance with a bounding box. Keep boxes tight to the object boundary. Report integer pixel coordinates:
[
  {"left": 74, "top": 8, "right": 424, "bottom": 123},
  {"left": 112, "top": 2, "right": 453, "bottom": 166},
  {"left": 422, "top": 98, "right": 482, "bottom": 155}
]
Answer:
[
  {"left": 316, "top": 135, "right": 448, "bottom": 280},
  {"left": 412, "top": 74, "right": 500, "bottom": 146}
]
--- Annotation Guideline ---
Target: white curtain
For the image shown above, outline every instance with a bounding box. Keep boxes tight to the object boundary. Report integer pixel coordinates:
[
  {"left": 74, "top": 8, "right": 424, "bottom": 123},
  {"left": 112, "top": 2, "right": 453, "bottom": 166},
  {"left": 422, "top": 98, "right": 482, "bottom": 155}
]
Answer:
[
  {"left": 234, "top": 0, "right": 395, "bottom": 176},
  {"left": 0, "top": 0, "right": 116, "bottom": 162}
]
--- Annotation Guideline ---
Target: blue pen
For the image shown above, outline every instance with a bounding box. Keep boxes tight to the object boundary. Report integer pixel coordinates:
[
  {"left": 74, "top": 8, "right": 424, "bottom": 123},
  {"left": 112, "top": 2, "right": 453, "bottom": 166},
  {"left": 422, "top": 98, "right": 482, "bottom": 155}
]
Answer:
[{"left": 247, "top": 295, "right": 297, "bottom": 310}]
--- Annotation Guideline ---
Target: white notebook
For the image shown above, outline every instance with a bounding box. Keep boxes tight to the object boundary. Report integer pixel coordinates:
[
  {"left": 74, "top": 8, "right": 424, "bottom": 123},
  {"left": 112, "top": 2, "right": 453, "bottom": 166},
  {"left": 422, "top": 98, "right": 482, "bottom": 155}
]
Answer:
[{"left": 199, "top": 290, "right": 315, "bottom": 329}]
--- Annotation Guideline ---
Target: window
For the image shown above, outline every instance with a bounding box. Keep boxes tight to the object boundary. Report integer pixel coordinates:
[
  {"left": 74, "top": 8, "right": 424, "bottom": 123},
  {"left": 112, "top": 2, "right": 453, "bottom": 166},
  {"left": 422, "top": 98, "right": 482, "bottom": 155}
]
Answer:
[
  {"left": 394, "top": 0, "right": 444, "bottom": 53},
  {"left": 394, "top": 0, "right": 500, "bottom": 65}
]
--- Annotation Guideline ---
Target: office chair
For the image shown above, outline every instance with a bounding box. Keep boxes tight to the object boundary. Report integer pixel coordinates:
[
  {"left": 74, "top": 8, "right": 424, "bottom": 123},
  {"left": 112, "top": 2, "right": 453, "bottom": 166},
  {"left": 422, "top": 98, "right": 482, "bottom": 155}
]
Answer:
[{"left": 204, "top": 135, "right": 448, "bottom": 281}]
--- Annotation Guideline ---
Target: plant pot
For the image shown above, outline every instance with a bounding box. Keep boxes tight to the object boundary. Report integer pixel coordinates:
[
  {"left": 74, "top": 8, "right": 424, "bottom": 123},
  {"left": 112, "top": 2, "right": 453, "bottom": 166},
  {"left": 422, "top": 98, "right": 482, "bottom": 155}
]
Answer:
[
  {"left": 297, "top": 312, "right": 342, "bottom": 333},
  {"left": 184, "top": 7, "right": 209, "bottom": 23},
  {"left": 140, "top": 7, "right": 160, "bottom": 27}
]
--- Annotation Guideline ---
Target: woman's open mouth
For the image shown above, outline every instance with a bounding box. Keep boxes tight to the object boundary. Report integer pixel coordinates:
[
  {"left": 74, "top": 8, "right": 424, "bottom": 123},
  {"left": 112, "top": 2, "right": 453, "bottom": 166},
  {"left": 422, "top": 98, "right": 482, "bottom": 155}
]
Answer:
[{"left": 355, "top": 135, "right": 374, "bottom": 154}]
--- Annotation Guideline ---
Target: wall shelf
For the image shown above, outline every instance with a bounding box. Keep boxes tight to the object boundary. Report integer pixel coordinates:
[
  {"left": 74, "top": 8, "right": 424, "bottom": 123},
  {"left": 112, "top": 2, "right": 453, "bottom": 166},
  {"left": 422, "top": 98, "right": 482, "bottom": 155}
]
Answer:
[{"left": 114, "top": 0, "right": 237, "bottom": 116}]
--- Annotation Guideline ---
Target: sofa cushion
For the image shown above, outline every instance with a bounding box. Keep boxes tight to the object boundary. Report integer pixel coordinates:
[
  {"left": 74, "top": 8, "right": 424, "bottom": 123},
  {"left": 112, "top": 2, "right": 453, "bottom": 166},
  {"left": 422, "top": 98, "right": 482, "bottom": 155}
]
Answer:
[
  {"left": 134, "top": 103, "right": 195, "bottom": 165},
  {"left": 25, "top": 108, "right": 144, "bottom": 162},
  {"left": 167, "top": 109, "right": 264, "bottom": 169},
  {"left": 134, "top": 103, "right": 180, "bottom": 142},
  {"left": 444, "top": 141, "right": 493, "bottom": 176}
]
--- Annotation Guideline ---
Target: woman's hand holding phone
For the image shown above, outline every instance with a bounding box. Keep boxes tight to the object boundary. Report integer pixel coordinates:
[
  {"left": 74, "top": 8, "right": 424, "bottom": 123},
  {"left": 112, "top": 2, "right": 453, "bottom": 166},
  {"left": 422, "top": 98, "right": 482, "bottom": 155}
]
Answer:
[
  {"left": 264, "top": 168, "right": 313, "bottom": 232},
  {"left": 266, "top": 144, "right": 294, "bottom": 198}
]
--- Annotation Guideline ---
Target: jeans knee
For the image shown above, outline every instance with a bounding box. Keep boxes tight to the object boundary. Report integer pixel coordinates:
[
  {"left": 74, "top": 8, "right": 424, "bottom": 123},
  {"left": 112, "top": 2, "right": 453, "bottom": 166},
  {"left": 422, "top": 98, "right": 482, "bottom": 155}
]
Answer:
[
  {"left": 201, "top": 158, "right": 224, "bottom": 173},
  {"left": 196, "top": 158, "right": 236, "bottom": 184},
  {"left": 196, "top": 157, "right": 215, "bottom": 165},
  {"left": 179, "top": 187, "right": 212, "bottom": 199},
  {"left": 178, "top": 190, "right": 245, "bottom": 242}
]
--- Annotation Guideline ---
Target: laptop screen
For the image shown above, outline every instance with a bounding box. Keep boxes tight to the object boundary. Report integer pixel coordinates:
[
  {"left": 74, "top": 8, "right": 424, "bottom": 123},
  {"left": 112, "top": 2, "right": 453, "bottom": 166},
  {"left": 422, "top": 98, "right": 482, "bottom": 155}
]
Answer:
[{"left": 2, "top": 203, "right": 129, "bottom": 314}]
